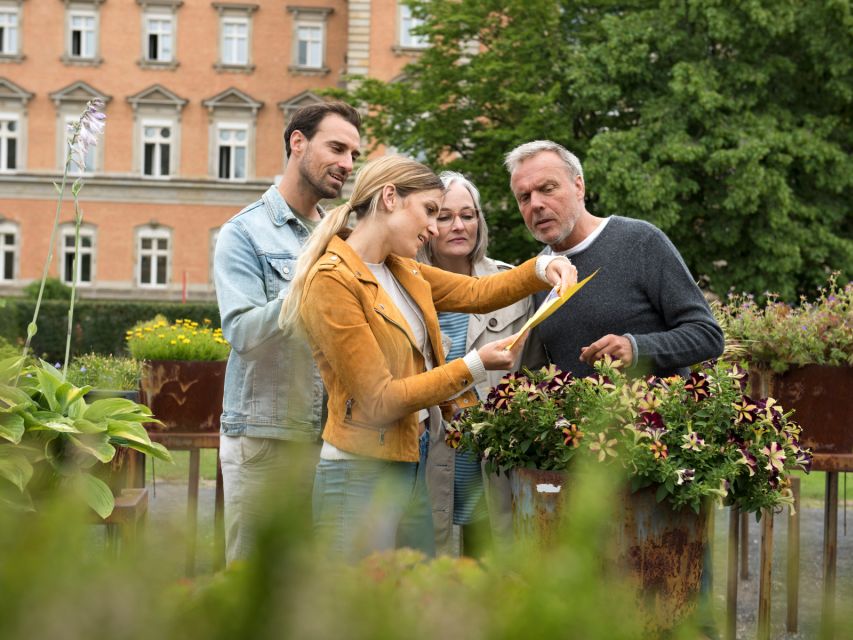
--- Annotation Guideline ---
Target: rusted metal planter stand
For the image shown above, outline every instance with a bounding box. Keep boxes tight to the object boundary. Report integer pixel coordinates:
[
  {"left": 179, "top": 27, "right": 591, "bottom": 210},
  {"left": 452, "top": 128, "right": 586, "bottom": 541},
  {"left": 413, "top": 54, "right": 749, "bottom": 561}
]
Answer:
[
  {"left": 741, "top": 365, "right": 852, "bottom": 638},
  {"left": 140, "top": 360, "right": 227, "bottom": 576},
  {"left": 510, "top": 468, "right": 708, "bottom": 635}
]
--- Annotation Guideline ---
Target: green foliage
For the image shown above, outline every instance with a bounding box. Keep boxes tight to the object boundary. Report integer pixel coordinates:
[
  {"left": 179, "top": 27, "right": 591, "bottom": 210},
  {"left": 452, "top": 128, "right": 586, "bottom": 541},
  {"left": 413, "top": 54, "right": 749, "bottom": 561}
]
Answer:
[
  {"left": 126, "top": 316, "right": 230, "bottom": 362},
  {"left": 0, "top": 336, "right": 19, "bottom": 361},
  {"left": 0, "top": 299, "right": 221, "bottom": 362},
  {"left": 448, "top": 359, "right": 810, "bottom": 514},
  {"left": 66, "top": 353, "right": 144, "bottom": 391},
  {"left": 343, "top": 0, "right": 853, "bottom": 299},
  {"left": 22, "top": 277, "right": 73, "bottom": 301},
  {"left": 0, "top": 357, "right": 172, "bottom": 517},
  {"left": 715, "top": 272, "right": 853, "bottom": 373}
]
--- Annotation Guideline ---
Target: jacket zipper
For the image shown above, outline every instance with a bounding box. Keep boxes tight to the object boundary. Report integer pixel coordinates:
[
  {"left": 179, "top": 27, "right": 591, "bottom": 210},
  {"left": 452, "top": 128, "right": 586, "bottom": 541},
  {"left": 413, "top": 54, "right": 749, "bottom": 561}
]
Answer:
[{"left": 345, "top": 397, "right": 386, "bottom": 446}]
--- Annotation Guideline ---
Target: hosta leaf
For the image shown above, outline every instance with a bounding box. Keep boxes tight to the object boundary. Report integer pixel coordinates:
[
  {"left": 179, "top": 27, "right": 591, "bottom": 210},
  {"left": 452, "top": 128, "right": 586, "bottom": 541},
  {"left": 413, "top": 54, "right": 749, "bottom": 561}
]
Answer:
[
  {"left": 0, "top": 412, "right": 25, "bottom": 444},
  {"left": 69, "top": 434, "right": 115, "bottom": 464},
  {"left": 73, "top": 417, "right": 108, "bottom": 434},
  {"left": 28, "top": 412, "right": 81, "bottom": 433},
  {"left": 0, "top": 447, "right": 33, "bottom": 492},
  {"left": 0, "top": 357, "right": 26, "bottom": 384},
  {"left": 0, "top": 385, "right": 34, "bottom": 408},
  {"left": 111, "top": 437, "right": 173, "bottom": 463},
  {"left": 106, "top": 419, "right": 152, "bottom": 445},
  {"left": 84, "top": 398, "right": 148, "bottom": 422},
  {"left": 81, "top": 473, "right": 115, "bottom": 519}
]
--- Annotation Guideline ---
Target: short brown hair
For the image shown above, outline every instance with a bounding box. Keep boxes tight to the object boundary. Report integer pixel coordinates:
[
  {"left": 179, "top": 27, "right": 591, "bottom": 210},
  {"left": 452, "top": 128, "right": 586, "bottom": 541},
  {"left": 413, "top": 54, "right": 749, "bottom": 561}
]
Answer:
[{"left": 283, "top": 102, "right": 362, "bottom": 158}]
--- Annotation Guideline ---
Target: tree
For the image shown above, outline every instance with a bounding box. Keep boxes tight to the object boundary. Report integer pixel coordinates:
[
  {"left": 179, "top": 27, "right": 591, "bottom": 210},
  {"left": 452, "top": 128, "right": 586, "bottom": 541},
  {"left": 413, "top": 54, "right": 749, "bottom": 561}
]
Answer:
[{"left": 343, "top": 0, "right": 852, "bottom": 299}]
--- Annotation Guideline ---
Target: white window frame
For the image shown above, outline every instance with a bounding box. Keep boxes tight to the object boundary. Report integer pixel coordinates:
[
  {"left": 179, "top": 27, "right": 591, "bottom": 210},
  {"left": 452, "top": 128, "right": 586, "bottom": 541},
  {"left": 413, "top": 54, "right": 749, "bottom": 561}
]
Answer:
[
  {"left": 295, "top": 21, "right": 323, "bottom": 69},
  {"left": 141, "top": 118, "right": 174, "bottom": 178},
  {"left": 0, "top": 113, "right": 19, "bottom": 172},
  {"left": 216, "top": 122, "right": 248, "bottom": 181},
  {"left": 64, "top": 114, "right": 97, "bottom": 174},
  {"left": 0, "top": 6, "right": 19, "bottom": 57},
  {"left": 220, "top": 16, "right": 248, "bottom": 66},
  {"left": 68, "top": 9, "right": 97, "bottom": 59},
  {"left": 399, "top": 4, "right": 427, "bottom": 49},
  {"left": 136, "top": 225, "right": 171, "bottom": 288},
  {"left": 144, "top": 12, "right": 174, "bottom": 63},
  {"left": 0, "top": 220, "right": 18, "bottom": 281},
  {"left": 60, "top": 224, "right": 95, "bottom": 286}
]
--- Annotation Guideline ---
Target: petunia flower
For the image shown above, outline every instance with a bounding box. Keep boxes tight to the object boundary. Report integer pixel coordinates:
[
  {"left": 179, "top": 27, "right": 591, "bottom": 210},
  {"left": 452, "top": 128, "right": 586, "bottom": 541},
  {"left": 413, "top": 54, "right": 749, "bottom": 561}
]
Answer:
[
  {"left": 589, "top": 433, "right": 618, "bottom": 462},
  {"left": 684, "top": 371, "right": 710, "bottom": 402},
  {"left": 681, "top": 431, "right": 705, "bottom": 451},
  {"left": 649, "top": 440, "right": 668, "bottom": 460},
  {"left": 733, "top": 395, "right": 760, "bottom": 425},
  {"left": 762, "top": 441, "right": 787, "bottom": 473},
  {"left": 675, "top": 468, "right": 695, "bottom": 485}
]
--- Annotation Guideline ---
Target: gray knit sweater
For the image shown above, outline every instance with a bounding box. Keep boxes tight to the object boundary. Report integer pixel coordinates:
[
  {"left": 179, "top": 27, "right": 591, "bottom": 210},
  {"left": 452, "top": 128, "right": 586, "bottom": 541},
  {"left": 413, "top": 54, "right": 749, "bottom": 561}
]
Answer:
[{"left": 525, "top": 216, "right": 724, "bottom": 378}]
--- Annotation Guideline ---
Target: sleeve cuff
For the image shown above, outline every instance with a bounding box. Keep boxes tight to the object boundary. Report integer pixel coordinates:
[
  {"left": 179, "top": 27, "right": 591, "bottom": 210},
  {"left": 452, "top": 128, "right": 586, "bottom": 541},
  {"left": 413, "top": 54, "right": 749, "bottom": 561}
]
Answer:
[
  {"left": 623, "top": 333, "right": 638, "bottom": 368},
  {"left": 462, "top": 350, "right": 488, "bottom": 387},
  {"left": 535, "top": 254, "right": 570, "bottom": 285}
]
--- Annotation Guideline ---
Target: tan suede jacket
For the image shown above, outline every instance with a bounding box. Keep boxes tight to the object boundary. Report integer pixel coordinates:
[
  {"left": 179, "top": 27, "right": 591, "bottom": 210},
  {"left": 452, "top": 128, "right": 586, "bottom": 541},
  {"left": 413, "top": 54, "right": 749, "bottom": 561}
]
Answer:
[{"left": 300, "top": 235, "right": 548, "bottom": 462}]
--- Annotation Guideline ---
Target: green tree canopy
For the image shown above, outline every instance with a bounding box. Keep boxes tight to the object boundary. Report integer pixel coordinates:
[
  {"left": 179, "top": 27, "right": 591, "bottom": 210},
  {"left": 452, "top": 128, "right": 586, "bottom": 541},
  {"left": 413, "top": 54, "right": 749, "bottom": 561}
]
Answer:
[{"left": 343, "top": 0, "right": 852, "bottom": 300}]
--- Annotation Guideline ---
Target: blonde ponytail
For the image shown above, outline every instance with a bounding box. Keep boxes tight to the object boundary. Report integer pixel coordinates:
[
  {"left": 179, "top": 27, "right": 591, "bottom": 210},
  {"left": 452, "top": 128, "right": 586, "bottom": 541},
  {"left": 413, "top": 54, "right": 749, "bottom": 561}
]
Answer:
[
  {"left": 278, "top": 155, "right": 444, "bottom": 335},
  {"left": 278, "top": 202, "right": 351, "bottom": 334}
]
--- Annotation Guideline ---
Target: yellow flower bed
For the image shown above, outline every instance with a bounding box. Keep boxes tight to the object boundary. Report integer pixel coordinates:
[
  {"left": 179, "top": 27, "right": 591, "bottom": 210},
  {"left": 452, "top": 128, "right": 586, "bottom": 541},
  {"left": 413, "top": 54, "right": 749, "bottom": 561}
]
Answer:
[{"left": 125, "top": 315, "right": 230, "bottom": 362}]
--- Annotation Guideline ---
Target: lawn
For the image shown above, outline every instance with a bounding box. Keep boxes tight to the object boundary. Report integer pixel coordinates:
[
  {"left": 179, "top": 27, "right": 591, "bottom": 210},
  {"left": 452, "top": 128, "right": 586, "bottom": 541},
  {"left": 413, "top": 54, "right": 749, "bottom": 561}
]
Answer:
[{"left": 145, "top": 448, "right": 219, "bottom": 484}]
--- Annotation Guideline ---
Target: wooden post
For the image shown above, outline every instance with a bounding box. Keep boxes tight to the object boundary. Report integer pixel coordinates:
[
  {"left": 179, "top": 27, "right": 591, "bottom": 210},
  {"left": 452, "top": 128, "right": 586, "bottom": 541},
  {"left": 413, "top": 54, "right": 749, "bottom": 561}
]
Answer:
[
  {"left": 739, "top": 510, "right": 750, "bottom": 579},
  {"left": 757, "top": 508, "right": 774, "bottom": 640},
  {"left": 186, "top": 448, "right": 201, "bottom": 577},
  {"left": 726, "top": 507, "right": 739, "bottom": 640},
  {"left": 786, "top": 476, "right": 800, "bottom": 633},
  {"left": 213, "top": 449, "right": 225, "bottom": 571},
  {"left": 820, "top": 472, "right": 839, "bottom": 639}
]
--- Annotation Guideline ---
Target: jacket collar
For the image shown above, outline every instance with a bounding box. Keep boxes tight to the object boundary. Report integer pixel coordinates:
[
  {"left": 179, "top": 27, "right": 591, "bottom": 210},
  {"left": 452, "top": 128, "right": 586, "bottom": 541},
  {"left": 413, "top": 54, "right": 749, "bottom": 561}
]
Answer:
[{"left": 262, "top": 184, "right": 324, "bottom": 228}]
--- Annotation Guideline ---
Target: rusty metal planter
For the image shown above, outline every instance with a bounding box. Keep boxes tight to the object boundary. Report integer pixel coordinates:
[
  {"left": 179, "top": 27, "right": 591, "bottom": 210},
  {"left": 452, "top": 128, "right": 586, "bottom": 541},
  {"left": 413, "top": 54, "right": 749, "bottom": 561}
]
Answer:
[
  {"left": 139, "top": 360, "right": 226, "bottom": 433},
  {"left": 510, "top": 467, "right": 708, "bottom": 633},
  {"left": 752, "top": 365, "right": 853, "bottom": 456}
]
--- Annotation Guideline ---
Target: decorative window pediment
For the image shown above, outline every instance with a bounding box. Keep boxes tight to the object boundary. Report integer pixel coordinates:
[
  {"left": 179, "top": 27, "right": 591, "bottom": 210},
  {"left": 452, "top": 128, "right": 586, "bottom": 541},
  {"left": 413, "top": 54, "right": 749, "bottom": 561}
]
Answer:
[
  {"left": 48, "top": 80, "right": 110, "bottom": 107},
  {"left": 202, "top": 86, "right": 262, "bottom": 117},
  {"left": 0, "top": 76, "right": 32, "bottom": 107},
  {"left": 277, "top": 90, "right": 323, "bottom": 122},
  {"left": 127, "top": 83, "right": 187, "bottom": 114}
]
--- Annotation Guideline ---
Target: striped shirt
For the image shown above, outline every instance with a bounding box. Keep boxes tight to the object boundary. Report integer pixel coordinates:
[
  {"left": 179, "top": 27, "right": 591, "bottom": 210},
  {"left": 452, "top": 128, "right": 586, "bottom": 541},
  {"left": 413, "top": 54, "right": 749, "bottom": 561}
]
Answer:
[{"left": 439, "top": 311, "right": 487, "bottom": 525}]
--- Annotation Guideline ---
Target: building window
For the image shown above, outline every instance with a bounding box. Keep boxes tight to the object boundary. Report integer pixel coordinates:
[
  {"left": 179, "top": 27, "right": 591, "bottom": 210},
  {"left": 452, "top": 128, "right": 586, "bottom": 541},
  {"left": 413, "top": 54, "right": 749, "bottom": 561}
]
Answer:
[
  {"left": 69, "top": 11, "right": 96, "bottom": 58},
  {"left": 221, "top": 17, "right": 248, "bottom": 65},
  {"left": 61, "top": 225, "right": 95, "bottom": 285},
  {"left": 213, "top": 3, "right": 257, "bottom": 72},
  {"left": 296, "top": 24, "right": 322, "bottom": 68},
  {"left": 217, "top": 123, "right": 247, "bottom": 180},
  {"left": 399, "top": 4, "right": 427, "bottom": 49},
  {"left": 145, "top": 14, "right": 173, "bottom": 62},
  {"left": 0, "top": 115, "right": 17, "bottom": 171},
  {"left": 137, "top": 226, "right": 170, "bottom": 287},
  {"left": 0, "top": 221, "right": 17, "bottom": 281},
  {"left": 0, "top": 7, "right": 19, "bottom": 56},
  {"left": 142, "top": 120, "right": 172, "bottom": 177},
  {"left": 287, "top": 6, "right": 331, "bottom": 75}
]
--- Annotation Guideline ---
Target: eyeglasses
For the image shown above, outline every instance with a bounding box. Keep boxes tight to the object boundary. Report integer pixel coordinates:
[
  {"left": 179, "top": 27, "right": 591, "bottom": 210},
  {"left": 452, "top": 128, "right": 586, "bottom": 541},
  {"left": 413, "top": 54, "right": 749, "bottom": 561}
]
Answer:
[{"left": 436, "top": 209, "right": 479, "bottom": 228}]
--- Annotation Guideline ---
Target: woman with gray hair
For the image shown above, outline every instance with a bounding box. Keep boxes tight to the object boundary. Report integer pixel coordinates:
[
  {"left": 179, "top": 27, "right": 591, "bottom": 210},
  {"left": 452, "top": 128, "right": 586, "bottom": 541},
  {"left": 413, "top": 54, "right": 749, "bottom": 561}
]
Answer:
[{"left": 420, "top": 171, "right": 533, "bottom": 556}]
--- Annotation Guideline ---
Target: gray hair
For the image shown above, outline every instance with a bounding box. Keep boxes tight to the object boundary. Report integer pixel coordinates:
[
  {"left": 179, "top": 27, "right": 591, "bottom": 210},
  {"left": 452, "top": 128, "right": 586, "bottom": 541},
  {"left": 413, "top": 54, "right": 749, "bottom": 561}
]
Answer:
[
  {"left": 418, "top": 170, "right": 489, "bottom": 266},
  {"left": 504, "top": 140, "right": 584, "bottom": 179}
]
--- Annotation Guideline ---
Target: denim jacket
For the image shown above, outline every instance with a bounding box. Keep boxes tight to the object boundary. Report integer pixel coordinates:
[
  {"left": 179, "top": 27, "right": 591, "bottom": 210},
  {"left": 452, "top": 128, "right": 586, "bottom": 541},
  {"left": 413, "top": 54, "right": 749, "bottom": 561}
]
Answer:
[{"left": 214, "top": 185, "right": 324, "bottom": 442}]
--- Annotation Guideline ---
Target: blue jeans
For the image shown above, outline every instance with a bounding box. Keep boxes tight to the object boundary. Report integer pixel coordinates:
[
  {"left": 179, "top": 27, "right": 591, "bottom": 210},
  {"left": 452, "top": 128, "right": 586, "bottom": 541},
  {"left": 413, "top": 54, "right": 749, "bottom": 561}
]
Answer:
[{"left": 312, "top": 431, "right": 435, "bottom": 563}]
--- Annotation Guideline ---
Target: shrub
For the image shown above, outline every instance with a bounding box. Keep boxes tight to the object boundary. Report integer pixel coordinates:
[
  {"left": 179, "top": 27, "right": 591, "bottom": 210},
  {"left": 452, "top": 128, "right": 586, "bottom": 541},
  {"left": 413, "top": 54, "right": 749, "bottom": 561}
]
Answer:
[
  {"left": 22, "top": 278, "right": 73, "bottom": 301},
  {"left": 66, "top": 353, "right": 144, "bottom": 391}
]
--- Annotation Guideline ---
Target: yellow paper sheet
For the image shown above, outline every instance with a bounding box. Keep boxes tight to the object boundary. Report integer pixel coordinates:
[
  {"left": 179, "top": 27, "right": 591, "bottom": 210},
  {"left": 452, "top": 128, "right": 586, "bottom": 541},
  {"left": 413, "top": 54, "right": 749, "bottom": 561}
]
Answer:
[{"left": 504, "top": 269, "right": 599, "bottom": 350}]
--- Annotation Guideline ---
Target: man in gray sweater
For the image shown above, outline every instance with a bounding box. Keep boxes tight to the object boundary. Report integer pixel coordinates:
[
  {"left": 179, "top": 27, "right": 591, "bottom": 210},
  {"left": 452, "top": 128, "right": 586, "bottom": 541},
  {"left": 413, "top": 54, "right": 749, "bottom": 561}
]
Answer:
[{"left": 506, "top": 140, "right": 724, "bottom": 377}]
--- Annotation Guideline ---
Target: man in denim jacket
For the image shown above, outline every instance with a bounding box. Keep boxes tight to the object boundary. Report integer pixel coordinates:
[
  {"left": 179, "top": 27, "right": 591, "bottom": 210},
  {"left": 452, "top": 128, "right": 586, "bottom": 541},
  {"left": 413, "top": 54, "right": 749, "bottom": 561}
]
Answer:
[{"left": 214, "top": 102, "right": 361, "bottom": 564}]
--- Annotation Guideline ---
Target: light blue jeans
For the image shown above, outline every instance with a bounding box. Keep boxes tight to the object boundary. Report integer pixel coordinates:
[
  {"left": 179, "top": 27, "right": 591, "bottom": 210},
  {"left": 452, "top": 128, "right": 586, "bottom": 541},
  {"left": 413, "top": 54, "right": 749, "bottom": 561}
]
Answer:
[{"left": 312, "top": 431, "right": 435, "bottom": 563}]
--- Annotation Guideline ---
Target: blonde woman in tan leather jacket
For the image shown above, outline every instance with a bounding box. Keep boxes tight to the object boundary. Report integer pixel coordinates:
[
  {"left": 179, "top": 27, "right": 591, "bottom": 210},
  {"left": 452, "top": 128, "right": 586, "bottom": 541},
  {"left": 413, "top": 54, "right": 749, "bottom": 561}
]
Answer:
[
  {"left": 279, "top": 155, "right": 575, "bottom": 563},
  {"left": 419, "top": 171, "right": 534, "bottom": 556}
]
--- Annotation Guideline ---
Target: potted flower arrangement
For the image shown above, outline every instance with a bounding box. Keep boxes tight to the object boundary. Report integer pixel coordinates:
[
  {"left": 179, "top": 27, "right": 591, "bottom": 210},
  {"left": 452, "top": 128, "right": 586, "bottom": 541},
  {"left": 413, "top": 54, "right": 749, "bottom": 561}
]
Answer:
[
  {"left": 716, "top": 273, "right": 852, "bottom": 456},
  {"left": 67, "top": 353, "right": 144, "bottom": 402},
  {"left": 126, "top": 316, "right": 230, "bottom": 433},
  {"left": 445, "top": 357, "right": 811, "bottom": 630},
  {"left": 0, "top": 356, "right": 172, "bottom": 517}
]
